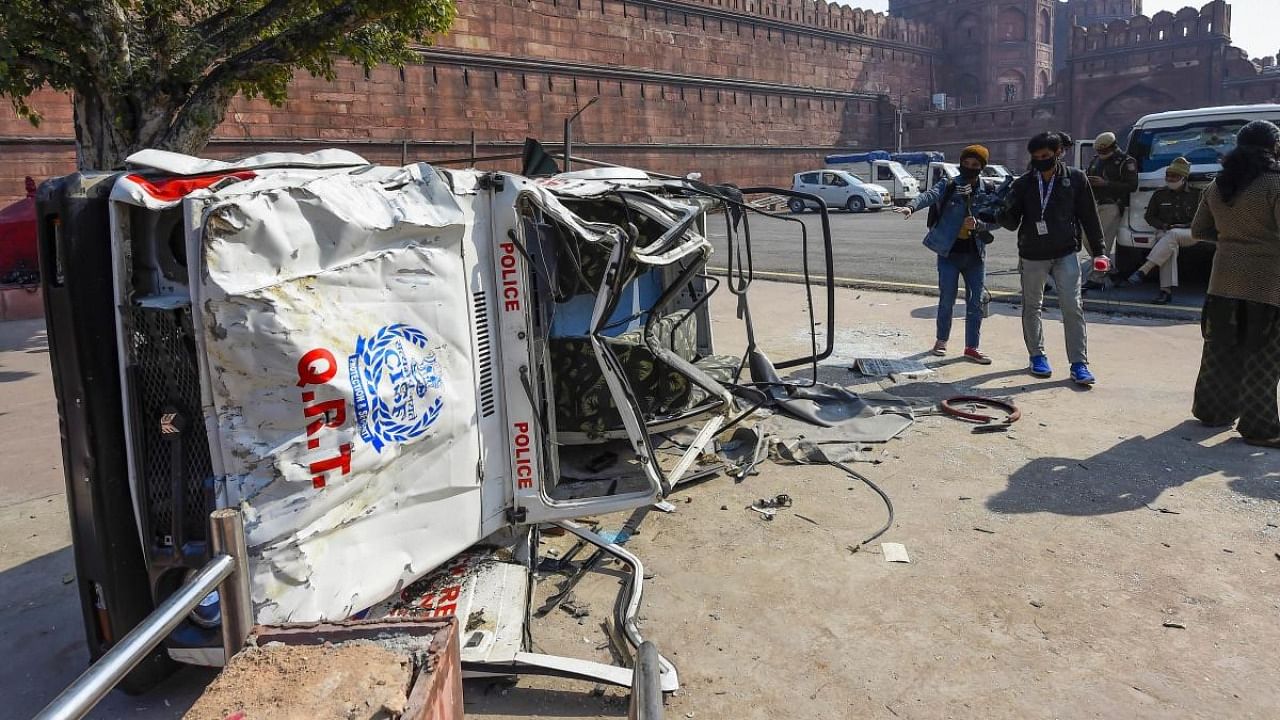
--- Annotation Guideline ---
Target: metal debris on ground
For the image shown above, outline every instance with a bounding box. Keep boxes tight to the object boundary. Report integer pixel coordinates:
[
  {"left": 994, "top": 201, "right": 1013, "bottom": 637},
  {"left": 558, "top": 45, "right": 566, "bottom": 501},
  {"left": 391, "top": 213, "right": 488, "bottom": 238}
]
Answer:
[
  {"left": 852, "top": 357, "right": 934, "bottom": 378},
  {"left": 973, "top": 527, "right": 997, "bottom": 534},
  {"left": 560, "top": 596, "right": 591, "bottom": 620},
  {"left": 747, "top": 494, "right": 793, "bottom": 521},
  {"left": 940, "top": 396, "right": 1021, "bottom": 432},
  {"left": 756, "top": 494, "right": 793, "bottom": 510},
  {"left": 602, "top": 620, "right": 633, "bottom": 667},
  {"left": 1163, "top": 621, "right": 1187, "bottom": 629}
]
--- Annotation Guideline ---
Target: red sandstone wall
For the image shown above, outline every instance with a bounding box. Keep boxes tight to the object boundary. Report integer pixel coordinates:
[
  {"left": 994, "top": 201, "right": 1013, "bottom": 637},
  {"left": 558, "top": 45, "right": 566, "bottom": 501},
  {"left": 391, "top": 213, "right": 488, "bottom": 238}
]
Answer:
[
  {"left": 1065, "top": 2, "right": 1230, "bottom": 137},
  {"left": 0, "top": 0, "right": 939, "bottom": 205},
  {"left": 437, "top": 0, "right": 937, "bottom": 91},
  {"left": 903, "top": 98, "right": 1062, "bottom": 165}
]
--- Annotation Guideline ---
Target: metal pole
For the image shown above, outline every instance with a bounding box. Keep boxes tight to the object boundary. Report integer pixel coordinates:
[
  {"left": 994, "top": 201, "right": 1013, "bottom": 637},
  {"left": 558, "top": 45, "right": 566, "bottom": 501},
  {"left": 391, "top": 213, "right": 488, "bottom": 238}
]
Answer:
[
  {"left": 210, "top": 508, "right": 253, "bottom": 663},
  {"left": 896, "top": 94, "right": 904, "bottom": 154},
  {"left": 469, "top": 131, "right": 477, "bottom": 168},
  {"left": 628, "top": 641, "right": 664, "bottom": 720},
  {"left": 563, "top": 95, "right": 599, "bottom": 174},
  {"left": 563, "top": 117, "right": 573, "bottom": 172},
  {"left": 34, "top": 554, "right": 234, "bottom": 720}
]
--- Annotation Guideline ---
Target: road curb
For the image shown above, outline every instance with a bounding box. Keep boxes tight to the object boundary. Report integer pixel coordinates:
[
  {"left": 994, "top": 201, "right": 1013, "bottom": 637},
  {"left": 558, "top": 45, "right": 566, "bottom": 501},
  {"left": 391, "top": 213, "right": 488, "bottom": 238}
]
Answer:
[{"left": 708, "top": 268, "right": 1201, "bottom": 322}]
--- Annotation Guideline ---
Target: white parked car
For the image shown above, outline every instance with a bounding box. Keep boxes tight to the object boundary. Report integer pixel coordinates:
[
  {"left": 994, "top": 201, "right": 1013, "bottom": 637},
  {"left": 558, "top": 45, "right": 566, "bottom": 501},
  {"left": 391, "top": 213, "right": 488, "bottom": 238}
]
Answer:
[{"left": 790, "top": 170, "right": 891, "bottom": 213}]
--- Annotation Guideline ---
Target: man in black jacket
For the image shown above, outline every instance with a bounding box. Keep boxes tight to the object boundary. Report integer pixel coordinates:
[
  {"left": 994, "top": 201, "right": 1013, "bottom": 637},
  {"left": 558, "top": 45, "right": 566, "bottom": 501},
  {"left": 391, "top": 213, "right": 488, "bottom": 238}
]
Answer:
[{"left": 1000, "top": 132, "right": 1108, "bottom": 386}]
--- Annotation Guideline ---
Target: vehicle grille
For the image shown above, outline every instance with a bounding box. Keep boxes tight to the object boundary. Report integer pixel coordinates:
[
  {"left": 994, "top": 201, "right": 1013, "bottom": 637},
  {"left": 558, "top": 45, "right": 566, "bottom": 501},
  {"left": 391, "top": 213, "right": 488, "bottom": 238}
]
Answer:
[
  {"left": 474, "top": 291, "right": 496, "bottom": 418},
  {"left": 130, "top": 307, "right": 213, "bottom": 548}
]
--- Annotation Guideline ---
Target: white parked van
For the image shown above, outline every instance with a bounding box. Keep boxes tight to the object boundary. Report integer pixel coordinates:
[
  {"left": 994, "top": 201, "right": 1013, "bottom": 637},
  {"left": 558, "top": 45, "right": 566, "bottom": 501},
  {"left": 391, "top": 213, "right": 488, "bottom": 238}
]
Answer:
[
  {"left": 923, "top": 161, "right": 1007, "bottom": 192},
  {"left": 1115, "top": 104, "right": 1280, "bottom": 270},
  {"left": 824, "top": 152, "right": 920, "bottom": 205},
  {"left": 926, "top": 161, "right": 959, "bottom": 188}
]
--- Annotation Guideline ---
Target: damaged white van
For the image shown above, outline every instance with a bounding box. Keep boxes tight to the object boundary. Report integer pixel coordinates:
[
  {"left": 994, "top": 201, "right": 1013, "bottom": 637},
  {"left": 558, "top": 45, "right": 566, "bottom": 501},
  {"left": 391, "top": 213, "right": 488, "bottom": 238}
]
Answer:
[{"left": 37, "top": 148, "right": 833, "bottom": 698}]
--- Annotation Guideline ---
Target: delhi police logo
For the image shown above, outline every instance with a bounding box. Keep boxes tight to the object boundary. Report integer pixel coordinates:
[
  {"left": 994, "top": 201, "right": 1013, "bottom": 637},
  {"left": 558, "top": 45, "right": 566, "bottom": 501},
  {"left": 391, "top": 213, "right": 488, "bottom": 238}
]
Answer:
[{"left": 349, "top": 324, "right": 444, "bottom": 452}]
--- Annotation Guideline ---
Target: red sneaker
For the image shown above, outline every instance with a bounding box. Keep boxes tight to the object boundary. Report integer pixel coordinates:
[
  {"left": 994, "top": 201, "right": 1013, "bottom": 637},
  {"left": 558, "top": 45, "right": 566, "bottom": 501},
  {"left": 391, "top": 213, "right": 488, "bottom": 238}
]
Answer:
[{"left": 964, "top": 347, "right": 992, "bottom": 365}]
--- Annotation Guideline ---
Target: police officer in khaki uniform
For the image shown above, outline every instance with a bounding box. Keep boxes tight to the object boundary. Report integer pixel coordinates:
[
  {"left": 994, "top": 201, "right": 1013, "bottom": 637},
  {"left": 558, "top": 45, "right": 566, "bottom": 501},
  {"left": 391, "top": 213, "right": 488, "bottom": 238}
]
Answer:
[
  {"left": 1085, "top": 131, "right": 1139, "bottom": 288},
  {"left": 1127, "top": 157, "right": 1203, "bottom": 304}
]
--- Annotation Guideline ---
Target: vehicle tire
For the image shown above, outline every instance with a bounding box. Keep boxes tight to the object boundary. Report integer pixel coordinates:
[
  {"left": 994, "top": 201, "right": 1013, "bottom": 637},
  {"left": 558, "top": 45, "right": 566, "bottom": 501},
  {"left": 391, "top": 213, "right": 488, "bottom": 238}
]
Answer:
[
  {"left": 846, "top": 196, "right": 866, "bottom": 213},
  {"left": 788, "top": 198, "right": 807, "bottom": 214}
]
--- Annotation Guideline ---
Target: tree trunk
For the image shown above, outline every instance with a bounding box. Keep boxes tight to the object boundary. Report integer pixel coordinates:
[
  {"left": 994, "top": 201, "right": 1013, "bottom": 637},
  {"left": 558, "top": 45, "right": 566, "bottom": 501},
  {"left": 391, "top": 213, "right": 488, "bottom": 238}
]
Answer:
[
  {"left": 72, "top": 87, "right": 228, "bottom": 171},
  {"left": 72, "top": 90, "right": 136, "bottom": 171}
]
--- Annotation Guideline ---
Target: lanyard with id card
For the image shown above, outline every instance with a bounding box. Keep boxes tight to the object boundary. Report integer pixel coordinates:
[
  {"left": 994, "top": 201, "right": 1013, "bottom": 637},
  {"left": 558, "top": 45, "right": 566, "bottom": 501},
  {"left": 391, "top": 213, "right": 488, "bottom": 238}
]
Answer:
[{"left": 1036, "top": 171, "right": 1055, "bottom": 237}]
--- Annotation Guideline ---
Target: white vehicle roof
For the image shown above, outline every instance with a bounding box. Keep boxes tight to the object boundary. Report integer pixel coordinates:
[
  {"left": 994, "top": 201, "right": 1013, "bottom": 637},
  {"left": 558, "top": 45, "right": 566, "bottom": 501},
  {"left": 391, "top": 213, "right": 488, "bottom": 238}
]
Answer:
[
  {"left": 125, "top": 148, "right": 370, "bottom": 174},
  {"left": 1134, "top": 104, "right": 1280, "bottom": 128},
  {"left": 797, "top": 169, "right": 862, "bottom": 180}
]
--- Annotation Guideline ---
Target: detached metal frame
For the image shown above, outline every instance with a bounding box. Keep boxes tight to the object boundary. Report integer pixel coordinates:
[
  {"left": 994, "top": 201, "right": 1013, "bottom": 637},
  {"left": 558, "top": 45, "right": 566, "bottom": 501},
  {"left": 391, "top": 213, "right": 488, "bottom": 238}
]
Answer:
[
  {"left": 463, "top": 521, "right": 678, "bottom": 694},
  {"left": 34, "top": 509, "right": 253, "bottom": 720}
]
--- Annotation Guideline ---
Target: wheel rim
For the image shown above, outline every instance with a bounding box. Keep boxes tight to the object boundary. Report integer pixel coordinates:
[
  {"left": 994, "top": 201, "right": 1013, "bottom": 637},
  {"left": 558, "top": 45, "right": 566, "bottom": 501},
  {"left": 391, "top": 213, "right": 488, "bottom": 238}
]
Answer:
[
  {"left": 848, "top": 197, "right": 864, "bottom": 212},
  {"left": 789, "top": 199, "right": 805, "bottom": 212}
]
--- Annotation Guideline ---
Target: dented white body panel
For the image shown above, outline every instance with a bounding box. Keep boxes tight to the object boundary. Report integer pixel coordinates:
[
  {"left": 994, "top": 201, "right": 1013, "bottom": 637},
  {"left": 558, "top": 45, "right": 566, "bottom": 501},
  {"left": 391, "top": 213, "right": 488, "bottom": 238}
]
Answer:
[{"left": 192, "top": 164, "right": 486, "bottom": 623}]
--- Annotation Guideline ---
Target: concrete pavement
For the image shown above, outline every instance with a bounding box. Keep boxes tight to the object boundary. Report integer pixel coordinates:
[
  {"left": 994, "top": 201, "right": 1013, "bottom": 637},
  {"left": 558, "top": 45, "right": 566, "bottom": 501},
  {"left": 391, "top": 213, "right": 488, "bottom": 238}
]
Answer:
[{"left": 1, "top": 278, "right": 1276, "bottom": 718}]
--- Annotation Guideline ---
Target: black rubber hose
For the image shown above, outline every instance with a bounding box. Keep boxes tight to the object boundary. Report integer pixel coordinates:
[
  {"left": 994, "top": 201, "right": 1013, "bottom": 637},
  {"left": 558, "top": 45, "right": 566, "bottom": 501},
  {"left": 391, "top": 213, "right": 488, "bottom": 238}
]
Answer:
[{"left": 833, "top": 460, "right": 895, "bottom": 552}]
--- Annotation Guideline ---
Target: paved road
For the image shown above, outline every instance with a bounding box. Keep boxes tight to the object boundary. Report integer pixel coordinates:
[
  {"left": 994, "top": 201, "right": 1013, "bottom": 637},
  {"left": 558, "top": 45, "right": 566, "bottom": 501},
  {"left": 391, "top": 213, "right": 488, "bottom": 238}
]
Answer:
[{"left": 704, "top": 207, "right": 1211, "bottom": 317}]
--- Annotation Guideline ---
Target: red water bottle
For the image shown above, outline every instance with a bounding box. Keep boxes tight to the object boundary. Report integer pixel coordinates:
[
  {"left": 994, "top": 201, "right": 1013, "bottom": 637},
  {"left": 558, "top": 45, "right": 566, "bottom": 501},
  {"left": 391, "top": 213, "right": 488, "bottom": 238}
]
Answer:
[{"left": 1093, "top": 256, "right": 1111, "bottom": 274}]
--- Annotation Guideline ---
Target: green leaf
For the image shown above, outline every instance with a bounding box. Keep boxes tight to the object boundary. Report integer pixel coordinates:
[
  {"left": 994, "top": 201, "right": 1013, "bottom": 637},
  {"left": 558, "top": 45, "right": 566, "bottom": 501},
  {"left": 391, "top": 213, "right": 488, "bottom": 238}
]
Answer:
[{"left": 0, "top": 0, "right": 457, "bottom": 167}]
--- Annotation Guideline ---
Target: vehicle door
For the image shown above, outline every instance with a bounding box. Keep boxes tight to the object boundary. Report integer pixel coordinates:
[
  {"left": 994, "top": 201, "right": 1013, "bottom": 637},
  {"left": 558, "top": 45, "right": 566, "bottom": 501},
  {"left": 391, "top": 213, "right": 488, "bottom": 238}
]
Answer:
[
  {"left": 486, "top": 174, "right": 721, "bottom": 525},
  {"left": 1073, "top": 139, "right": 1094, "bottom": 169},
  {"left": 175, "top": 161, "right": 488, "bottom": 624},
  {"left": 796, "top": 172, "right": 822, "bottom": 207},
  {"left": 818, "top": 171, "right": 847, "bottom": 206},
  {"left": 875, "top": 163, "right": 898, "bottom": 197},
  {"left": 824, "top": 171, "right": 854, "bottom": 205}
]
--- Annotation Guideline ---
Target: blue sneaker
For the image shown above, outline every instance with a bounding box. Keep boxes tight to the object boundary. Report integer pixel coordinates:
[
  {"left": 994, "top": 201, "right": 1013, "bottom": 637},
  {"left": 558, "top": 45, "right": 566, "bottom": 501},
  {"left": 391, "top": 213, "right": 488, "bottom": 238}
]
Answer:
[
  {"left": 1029, "top": 355, "right": 1052, "bottom": 378},
  {"left": 1070, "top": 362, "right": 1096, "bottom": 386}
]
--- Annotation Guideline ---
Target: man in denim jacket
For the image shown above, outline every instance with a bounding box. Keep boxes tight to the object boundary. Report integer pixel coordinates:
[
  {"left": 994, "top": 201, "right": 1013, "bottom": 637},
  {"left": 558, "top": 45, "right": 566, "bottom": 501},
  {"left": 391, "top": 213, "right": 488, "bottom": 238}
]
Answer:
[{"left": 893, "top": 145, "right": 999, "bottom": 364}]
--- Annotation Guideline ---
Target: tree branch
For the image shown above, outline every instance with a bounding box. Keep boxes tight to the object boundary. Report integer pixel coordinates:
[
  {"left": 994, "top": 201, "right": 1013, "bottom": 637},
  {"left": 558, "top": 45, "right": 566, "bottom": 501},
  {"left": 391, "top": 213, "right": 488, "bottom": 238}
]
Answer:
[
  {"left": 159, "top": 2, "right": 394, "bottom": 150},
  {"left": 191, "top": 0, "right": 302, "bottom": 67}
]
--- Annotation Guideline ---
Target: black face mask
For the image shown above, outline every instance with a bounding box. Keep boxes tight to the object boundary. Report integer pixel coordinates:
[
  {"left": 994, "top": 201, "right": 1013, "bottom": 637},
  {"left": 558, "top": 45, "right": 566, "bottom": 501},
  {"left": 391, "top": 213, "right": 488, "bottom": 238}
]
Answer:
[
  {"left": 1031, "top": 157, "right": 1056, "bottom": 172},
  {"left": 959, "top": 166, "right": 982, "bottom": 180}
]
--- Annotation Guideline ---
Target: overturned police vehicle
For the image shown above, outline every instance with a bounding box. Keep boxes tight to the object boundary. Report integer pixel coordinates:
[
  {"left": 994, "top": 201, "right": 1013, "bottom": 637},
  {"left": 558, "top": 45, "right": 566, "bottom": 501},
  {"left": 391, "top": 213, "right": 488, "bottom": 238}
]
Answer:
[{"left": 37, "top": 146, "right": 834, "bottom": 697}]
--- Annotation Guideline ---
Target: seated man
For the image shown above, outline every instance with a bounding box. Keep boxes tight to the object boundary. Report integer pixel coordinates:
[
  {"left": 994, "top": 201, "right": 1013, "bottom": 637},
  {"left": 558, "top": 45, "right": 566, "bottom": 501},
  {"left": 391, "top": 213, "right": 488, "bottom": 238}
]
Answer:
[{"left": 1127, "top": 157, "right": 1203, "bottom": 304}]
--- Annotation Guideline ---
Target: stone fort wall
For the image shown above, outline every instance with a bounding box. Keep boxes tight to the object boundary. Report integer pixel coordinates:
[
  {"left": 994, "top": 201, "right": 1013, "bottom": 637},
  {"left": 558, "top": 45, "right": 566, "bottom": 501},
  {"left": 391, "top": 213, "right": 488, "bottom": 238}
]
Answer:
[
  {"left": 0, "top": 0, "right": 942, "bottom": 205},
  {"left": 3, "top": 0, "right": 1273, "bottom": 207},
  {"left": 905, "top": 1, "right": 1279, "bottom": 164}
]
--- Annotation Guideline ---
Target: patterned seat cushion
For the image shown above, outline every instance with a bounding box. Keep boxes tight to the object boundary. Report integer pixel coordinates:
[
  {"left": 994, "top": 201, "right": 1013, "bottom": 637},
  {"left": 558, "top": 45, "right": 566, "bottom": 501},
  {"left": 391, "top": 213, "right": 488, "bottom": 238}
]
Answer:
[{"left": 551, "top": 309, "right": 737, "bottom": 439}]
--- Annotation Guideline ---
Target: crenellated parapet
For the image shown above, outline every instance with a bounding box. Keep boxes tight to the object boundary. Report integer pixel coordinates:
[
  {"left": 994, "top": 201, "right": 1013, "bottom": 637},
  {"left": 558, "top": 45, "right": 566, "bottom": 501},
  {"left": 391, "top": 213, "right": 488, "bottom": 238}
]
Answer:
[
  {"left": 683, "top": 0, "right": 944, "bottom": 48},
  {"left": 1070, "top": 0, "right": 1230, "bottom": 56}
]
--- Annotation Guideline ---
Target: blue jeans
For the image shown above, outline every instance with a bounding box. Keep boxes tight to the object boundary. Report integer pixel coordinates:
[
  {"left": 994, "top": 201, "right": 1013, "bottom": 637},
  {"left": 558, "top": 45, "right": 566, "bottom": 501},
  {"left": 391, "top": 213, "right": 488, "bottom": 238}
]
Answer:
[{"left": 937, "top": 251, "right": 986, "bottom": 349}]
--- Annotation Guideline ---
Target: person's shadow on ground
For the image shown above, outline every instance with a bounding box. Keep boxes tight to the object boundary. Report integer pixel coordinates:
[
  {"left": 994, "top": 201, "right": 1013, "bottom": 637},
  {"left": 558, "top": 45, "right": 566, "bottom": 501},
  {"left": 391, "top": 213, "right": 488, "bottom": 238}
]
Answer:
[{"left": 987, "top": 420, "right": 1277, "bottom": 516}]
